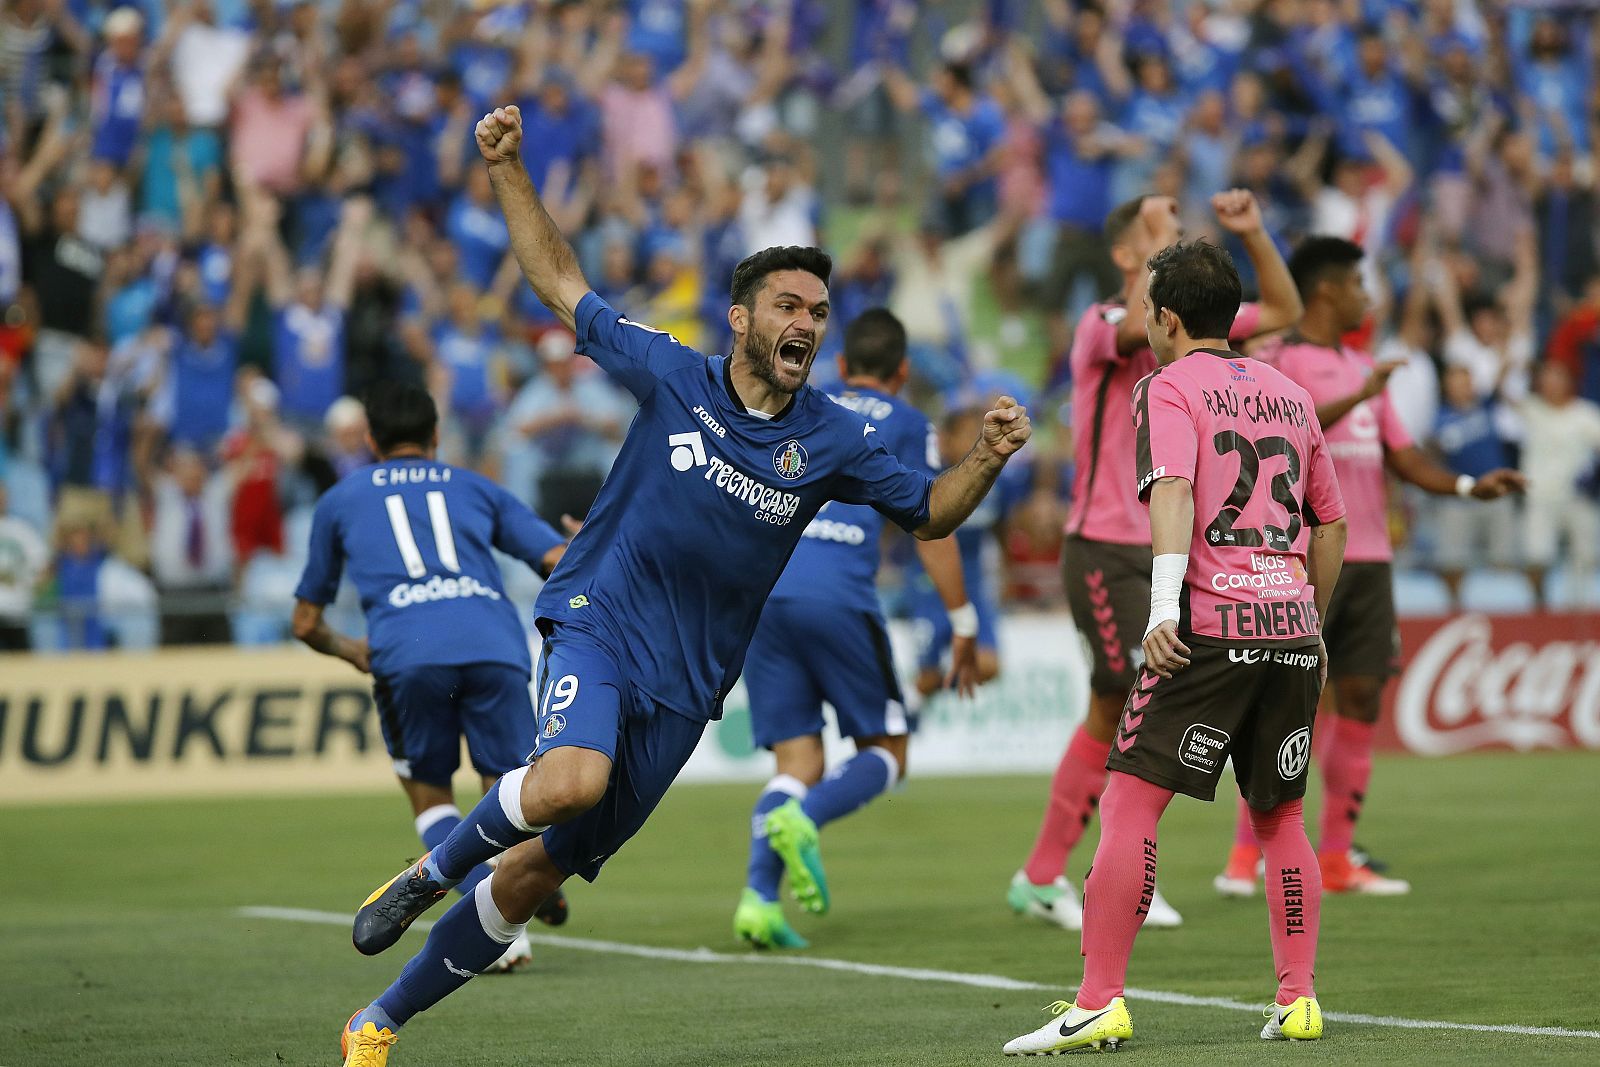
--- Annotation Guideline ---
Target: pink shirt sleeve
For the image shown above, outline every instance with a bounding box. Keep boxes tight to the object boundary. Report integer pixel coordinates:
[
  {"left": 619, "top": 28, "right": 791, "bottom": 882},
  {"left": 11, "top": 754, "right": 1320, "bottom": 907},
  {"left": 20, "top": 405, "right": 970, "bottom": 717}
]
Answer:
[
  {"left": 1302, "top": 419, "right": 1346, "bottom": 527},
  {"left": 1228, "top": 302, "right": 1263, "bottom": 341},
  {"left": 1134, "top": 372, "right": 1197, "bottom": 500},
  {"left": 1071, "top": 305, "right": 1123, "bottom": 370}
]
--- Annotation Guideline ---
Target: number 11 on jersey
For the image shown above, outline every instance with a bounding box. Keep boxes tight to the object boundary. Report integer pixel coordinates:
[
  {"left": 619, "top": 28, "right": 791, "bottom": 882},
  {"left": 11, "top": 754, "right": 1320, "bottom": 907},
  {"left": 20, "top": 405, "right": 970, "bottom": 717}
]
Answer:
[{"left": 385, "top": 491, "right": 460, "bottom": 578}]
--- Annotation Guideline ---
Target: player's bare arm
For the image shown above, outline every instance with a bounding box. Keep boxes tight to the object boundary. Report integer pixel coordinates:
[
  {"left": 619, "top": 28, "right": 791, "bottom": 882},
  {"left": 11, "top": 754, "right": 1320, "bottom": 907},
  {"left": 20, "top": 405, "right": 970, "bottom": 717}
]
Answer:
[
  {"left": 1305, "top": 516, "right": 1348, "bottom": 688},
  {"left": 916, "top": 397, "right": 1031, "bottom": 540},
  {"left": 1212, "top": 189, "right": 1302, "bottom": 335},
  {"left": 1115, "top": 197, "right": 1181, "bottom": 354},
  {"left": 290, "top": 599, "right": 370, "bottom": 673},
  {"left": 1314, "top": 358, "right": 1407, "bottom": 431},
  {"left": 1141, "top": 477, "right": 1193, "bottom": 678},
  {"left": 913, "top": 535, "right": 979, "bottom": 696},
  {"left": 1385, "top": 445, "right": 1527, "bottom": 499},
  {"left": 477, "top": 105, "right": 589, "bottom": 332}
]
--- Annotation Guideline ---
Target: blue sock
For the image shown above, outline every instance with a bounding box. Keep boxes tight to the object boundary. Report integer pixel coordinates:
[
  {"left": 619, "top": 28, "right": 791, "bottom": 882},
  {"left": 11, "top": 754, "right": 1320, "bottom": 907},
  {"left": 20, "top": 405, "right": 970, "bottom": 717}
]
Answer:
[
  {"left": 373, "top": 880, "right": 521, "bottom": 1027},
  {"left": 802, "top": 748, "right": 897, "bottom": 829},
  {"left": 426, "top": 767, "right": 544, "bottom": 884},
  {"left": 416, "top": 804, "right": 493, "bottom": 899},
  {"left": 746, "top": 775, "right": 807, "bottom": 903}
]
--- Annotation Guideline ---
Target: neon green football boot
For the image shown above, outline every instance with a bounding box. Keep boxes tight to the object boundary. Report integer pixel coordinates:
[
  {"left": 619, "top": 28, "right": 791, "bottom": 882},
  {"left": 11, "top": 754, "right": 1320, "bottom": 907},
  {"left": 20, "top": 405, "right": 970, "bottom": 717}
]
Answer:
[
  {"left": 764, "top": 798, "right": 830, "bottom": 915},
  {"left": 733, "top": 888, "right": 809, "bottom": 950}
]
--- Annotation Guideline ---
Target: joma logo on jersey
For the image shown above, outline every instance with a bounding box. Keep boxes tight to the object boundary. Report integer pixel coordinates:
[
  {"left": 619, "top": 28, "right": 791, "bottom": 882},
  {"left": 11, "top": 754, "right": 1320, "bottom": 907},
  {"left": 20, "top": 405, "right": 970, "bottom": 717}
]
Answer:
[
  {"left": 773, "top": 439, "right": 808, "bottom": 480},
  {"left": 693, "top": 405, "right": 727, "bottom": 438}
]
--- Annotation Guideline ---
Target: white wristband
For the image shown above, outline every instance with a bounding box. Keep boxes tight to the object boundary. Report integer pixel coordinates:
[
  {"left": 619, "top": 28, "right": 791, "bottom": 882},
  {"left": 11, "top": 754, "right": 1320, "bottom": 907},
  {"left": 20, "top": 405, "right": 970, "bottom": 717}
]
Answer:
[
  {"left": 948, "top": 603, "right": 980, "bottom": 639},
  {"left": 1455, "top": 474, "right": 1476, "bottom": 498},
  {"left": 1144, "top": 553, "right": 1188, "bottom": 640}
]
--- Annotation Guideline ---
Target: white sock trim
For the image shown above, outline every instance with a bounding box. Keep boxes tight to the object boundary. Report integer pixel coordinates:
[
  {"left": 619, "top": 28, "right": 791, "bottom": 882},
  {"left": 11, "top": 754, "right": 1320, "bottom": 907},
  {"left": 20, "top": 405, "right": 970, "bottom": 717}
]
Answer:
[
  {"left": 497, "top": 766, "right": 537, "bottom": 834},
  {"left": 862, "top": 745, "right": 901, "bottom": 784},
  {"left": 765, "top": 773, "right": 810, "bottom": 799},
  {"left": 414, "top": 804, "right": 461, "bottom": 838},
  {"left": 473, "top": 875, "right": 525, "bottom": 945}
]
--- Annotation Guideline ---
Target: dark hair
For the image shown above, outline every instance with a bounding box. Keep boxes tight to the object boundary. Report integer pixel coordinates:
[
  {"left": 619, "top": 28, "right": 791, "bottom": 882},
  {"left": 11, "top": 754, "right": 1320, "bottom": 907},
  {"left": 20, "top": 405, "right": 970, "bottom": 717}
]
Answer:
[
  {"left": 1104, "top": 194, "right": 1149, "bottom": 244},
  {"left": 1146, "top": 239, "right": 1242, "bottom": 340},
  {"left": 941, "top": 62, "right": 975, "bottom": 92},
  {"left": 365, "top": 381, "right": 438, "bottom": 455},
  {"left": 842, "top": 308, "right": 907, "bottom": 380},
  {"left": 1288, "top": 236, "right": 1364, "bottom": 302},
  {"left": 729, "top": 246, "right": 833, "bottom": 309}
]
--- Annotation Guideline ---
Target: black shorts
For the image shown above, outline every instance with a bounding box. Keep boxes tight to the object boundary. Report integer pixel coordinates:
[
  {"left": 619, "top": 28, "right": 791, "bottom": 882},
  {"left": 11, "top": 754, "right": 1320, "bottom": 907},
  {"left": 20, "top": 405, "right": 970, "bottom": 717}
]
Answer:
[
  {"left": 1106, "top": 642, "right": 1323, "bottom": 810},
  {"left": 1323, "top": 562, "right": 1400, "bottom": 680},
  {"left": 1062, "top": 536, "right": 1152, "bottom": 695}
]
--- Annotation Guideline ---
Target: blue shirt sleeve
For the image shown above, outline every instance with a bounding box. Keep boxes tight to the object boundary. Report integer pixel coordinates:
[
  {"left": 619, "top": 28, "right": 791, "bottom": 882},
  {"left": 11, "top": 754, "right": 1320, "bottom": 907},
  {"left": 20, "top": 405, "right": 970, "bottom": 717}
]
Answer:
[
  {"left": 574, "top": 291, "right": 703, "bottom": 401},
  {"left": 830, "top": 422, "right": 934, "bottom": 533},
  {"left": 489, "top": 480, "right": 566, "bottom": 573},
  {"left": 293, "top": 493, "right": 344, "bottom": 604}
]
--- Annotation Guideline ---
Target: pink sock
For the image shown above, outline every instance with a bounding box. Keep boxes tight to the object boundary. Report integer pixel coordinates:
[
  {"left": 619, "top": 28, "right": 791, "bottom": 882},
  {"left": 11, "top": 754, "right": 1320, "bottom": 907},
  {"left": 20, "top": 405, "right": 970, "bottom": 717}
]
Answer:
[
  {"left": 1077, "top": 772, "right": 1173, "bottom": 1010},
  {"left": 1023, "top": 727, "right": 1112, "bottom": 884},
  {"left": 1249, "top": 799, "right": 1321, "bottom": 1003},
  {"left": 1318, "top": 717, "right": 1376, "bottom": 855},
  {"left": 1234, "top": 794, "right": 1257, "bottom": 848}
]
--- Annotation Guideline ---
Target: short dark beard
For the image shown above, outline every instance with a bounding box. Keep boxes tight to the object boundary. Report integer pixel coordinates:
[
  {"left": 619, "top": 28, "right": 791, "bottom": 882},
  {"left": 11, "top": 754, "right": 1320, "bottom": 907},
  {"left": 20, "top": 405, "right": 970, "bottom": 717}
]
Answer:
[{"left": 741, "top": 324, "right": 804, "bottom": 395}]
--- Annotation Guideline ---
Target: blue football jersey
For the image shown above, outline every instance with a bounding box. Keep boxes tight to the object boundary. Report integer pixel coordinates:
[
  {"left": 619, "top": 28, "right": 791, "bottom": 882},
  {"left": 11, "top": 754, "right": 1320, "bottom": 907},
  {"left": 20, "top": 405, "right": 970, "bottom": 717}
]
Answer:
[
  {"left": 768, "top": 385, "right": 940, "bottom": 611},
  {"left": 295, "top": 459, "right": 564, "bottom": 678},
  {"left": 534, "top": 293, "right": 935, "bottom": 722}
]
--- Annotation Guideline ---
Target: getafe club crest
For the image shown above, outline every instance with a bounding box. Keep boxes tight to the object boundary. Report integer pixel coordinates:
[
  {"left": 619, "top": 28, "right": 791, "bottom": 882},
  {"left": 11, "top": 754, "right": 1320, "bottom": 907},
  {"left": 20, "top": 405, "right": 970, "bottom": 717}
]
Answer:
[
  {"left": 543, "top": 714, "right": 567, "bottom": 739},
  {"left": 773, "top": 439, "right": 808, "bottom": 480}
]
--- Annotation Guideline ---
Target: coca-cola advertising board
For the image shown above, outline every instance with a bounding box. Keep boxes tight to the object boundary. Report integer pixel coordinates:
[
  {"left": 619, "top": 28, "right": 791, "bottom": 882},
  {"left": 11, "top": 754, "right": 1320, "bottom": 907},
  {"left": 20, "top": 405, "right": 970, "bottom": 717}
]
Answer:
[{"left": 1378, "top": 612, "right": 1600, "bottom": 755}]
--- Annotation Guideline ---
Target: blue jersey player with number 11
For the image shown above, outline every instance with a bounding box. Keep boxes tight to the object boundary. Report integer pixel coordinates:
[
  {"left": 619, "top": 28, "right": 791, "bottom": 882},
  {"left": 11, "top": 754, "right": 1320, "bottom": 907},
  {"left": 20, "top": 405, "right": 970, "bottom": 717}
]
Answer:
[
  {"left": 333, "top": 104, "right": 1033, "bottom": 1067},
  {"left": 291, "top": 382, "right": 573, "bottom": 975}
]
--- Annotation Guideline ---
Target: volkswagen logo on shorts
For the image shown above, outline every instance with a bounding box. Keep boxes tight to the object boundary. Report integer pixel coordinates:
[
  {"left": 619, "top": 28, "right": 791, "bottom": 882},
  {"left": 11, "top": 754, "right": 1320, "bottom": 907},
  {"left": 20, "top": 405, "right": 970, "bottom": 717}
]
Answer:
[
  {"left": 1278, "top": 727, "right": 1311, "bottom": 780},
  {"left": 773, "top": 439, "right": 808, "bottom": 480},
  {"left": 542, "top": 713, "right": 567, "bottom": 739}
]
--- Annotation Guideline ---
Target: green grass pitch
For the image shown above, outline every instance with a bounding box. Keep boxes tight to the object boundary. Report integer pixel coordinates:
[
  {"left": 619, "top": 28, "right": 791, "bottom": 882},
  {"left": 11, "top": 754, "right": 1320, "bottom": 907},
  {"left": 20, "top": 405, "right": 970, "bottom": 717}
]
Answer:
[{"left": 6, "top": 751, "right": 1598, "bottom": 1065}]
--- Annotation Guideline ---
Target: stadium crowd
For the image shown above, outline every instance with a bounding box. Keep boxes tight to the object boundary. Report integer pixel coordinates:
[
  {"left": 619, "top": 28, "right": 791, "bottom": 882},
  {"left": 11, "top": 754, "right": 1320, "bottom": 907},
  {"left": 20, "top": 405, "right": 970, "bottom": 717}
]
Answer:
[{"left": 1, "top": 0, "right": 1599, "bottom": 651}]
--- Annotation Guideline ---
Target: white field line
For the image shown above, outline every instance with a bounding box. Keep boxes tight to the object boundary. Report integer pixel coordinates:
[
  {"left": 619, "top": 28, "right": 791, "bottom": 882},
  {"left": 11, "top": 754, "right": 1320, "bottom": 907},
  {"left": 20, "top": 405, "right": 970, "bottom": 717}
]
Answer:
[{"left": 239, "top": 906, "right": 1600, "bottom": 1040}]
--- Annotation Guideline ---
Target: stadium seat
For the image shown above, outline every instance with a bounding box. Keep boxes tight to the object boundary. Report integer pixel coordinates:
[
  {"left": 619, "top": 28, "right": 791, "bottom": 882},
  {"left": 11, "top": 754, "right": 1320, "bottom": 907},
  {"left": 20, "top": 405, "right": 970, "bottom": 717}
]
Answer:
[
  {"left": 1458, "top": 570, "right": 1537, "bottom": 614},
  {"left": 4, "top": 460, "right": 52, "bottom": 532},
  {"left": 1391, "top": 569, "right": 1452, "bottom": 617},
  {"left": 98, "top": 559, "right": 160, "bottom": 651},
  {"left": 234, "top": 553, "right": 311, "bottom": 645},
  {"left": 1543, "top": 568, "right": 1600, "bottom": 611}
]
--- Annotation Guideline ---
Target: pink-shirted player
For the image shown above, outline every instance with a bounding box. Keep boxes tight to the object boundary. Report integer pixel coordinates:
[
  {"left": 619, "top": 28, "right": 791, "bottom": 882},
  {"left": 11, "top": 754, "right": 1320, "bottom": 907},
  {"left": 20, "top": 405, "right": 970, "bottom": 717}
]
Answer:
[
  {"left": 1009, "top": 190, "right": 1304, "bottom": 931},
  {"left": 1213, "top": 237, "right": 1524, "bottom": 898},
  {"left": 1005, "top": 240, "right": 1350, "bottom": 1056}
]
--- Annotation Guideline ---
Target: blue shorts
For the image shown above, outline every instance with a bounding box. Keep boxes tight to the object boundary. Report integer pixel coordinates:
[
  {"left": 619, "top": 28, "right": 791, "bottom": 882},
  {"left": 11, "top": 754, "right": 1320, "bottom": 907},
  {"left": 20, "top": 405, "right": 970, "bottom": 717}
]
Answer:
[
  {"left": 372, "top": 663, "right": 536, "bottom": 786},
  {"left": 911, "top": 581, "right": 1001, "bottom": 670},
  {"left": 743, "top": 599, "right": 911, "bottom": 749},
  {"left": 533, "top": 627, "right": 707, "bottom": 882}
]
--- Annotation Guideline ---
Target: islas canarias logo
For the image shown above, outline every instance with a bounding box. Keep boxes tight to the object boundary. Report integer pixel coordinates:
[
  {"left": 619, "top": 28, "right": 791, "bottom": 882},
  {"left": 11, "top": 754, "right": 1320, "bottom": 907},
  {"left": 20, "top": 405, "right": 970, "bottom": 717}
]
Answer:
[{"left": 773, "top": 439, "right": 808, "bottom": 480}]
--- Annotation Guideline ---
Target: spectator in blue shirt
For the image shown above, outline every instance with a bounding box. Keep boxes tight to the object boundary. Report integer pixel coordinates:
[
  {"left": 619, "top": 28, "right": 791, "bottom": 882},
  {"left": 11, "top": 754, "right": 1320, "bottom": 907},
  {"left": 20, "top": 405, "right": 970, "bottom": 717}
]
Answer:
[
  {"left": 1432, "top": 364, "right": 1518, "bottom": 602},
  {"left": 90, "top": 8, "right": 147, "bottom": 171},
  {"left": 885, "top": 62, "right": 1007, "bottom": 236},
  {"left": 445, "top": 167, "right": 511, "bottom": 290}
]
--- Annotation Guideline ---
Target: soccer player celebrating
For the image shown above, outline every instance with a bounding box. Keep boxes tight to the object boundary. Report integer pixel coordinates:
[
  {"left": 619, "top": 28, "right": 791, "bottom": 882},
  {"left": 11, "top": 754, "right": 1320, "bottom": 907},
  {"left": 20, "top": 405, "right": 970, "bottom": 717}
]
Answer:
[
  {"left": 336, "top": 105, "right": 1031, "bottom": 1067},
  {"left": 734, "top": 307, "right": 978, "bottom": 949},
  {"left": 1213, "top": 237, "right": 1524, "bottom": 898},
  {"left": 1009, "top": 190, "right": 1302, "bottom": 930},
  {"left": 291, "top": 383, "right": 572, "bottom": 974},
  {"left": 1004, "top": 239, "right": 1348, "bottom": 1055}
]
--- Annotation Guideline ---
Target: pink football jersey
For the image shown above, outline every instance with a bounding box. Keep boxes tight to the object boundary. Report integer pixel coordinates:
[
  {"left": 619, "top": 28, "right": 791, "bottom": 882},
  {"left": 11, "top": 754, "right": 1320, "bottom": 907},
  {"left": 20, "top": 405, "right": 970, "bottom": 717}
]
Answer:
[
  {"left": 1133, "top": 349, "right": 1345, "bottom": 644},
  {"left": 1067, "top": 302, "right": 1264, "bottom": 544},
  {"left": 1259, "top": 337, "right": 1411, "bottom": 563}
]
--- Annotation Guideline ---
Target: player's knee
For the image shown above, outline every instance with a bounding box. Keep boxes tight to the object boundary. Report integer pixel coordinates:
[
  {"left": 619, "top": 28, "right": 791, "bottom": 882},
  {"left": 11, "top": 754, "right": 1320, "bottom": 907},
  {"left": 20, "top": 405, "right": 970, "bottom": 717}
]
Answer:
[
  {"left": 1334, "top": 677, "right": 1384, "bottom": 724},
  {"left": 526, "top": 752, "right": 609, "bottom": 822},
  {"left": 859, "top": 737, "right": 908, "bottom": 781}
]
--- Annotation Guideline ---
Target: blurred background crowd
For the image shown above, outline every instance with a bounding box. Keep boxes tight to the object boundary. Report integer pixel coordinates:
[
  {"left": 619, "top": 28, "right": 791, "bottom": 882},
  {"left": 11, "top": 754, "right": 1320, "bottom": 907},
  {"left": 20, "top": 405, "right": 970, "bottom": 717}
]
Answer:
[{"left": 2, "top": 0, "right": 1599, "bottom": 651}]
